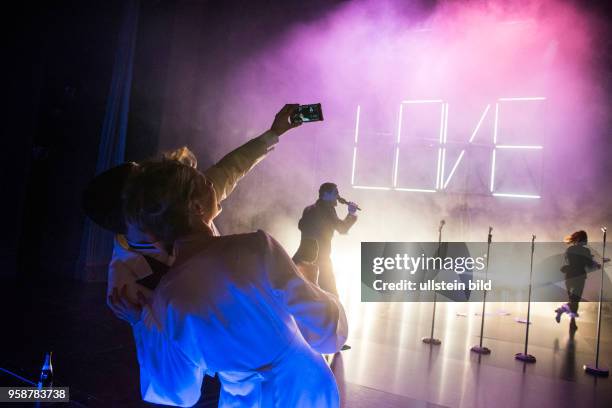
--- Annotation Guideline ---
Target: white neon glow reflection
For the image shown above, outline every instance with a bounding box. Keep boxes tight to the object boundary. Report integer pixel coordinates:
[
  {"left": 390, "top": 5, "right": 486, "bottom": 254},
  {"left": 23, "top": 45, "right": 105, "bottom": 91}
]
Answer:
[
  {"left": 396, "top": 103, "right": 404, "bottom": 144},
  {"left": 393, "top": 103, "right": 404, "bottom": 187},
  {"left": 498, "top": 97, "right": 546, "bottom": 101},
  {"left": 443, "top": 150, "right": 465, "bottom": 189},
  {"left": 492, "top": 193, "right": 541, "bottom": 199},
  {"left": 435, "top": 102, "right": 446, "bottom": 189},
  {"left": 444, "top": 103, "right": 489, "bottom": 188},
  {"left": 351, "top": 105, "right": 360, "bottom": 185},
  {"left": 435, "top": 147, "right": 442, "bottom": 190},
  {"left": 395, "top": 187, "right": 437, "bottom": 193},
  {"left": 490, "top": 148, "right": 496, "bottom": 192},
  {"left": 468, "top": 104, "right": 490, "bottom": 143},
  {"left": 439, "top": 103, "right": 448, "bottom": 190},
  {"left": 489, "top": 102, "right": 499, "bottom": 193},
  {"left": 354, "top": 104, "right": 361, "bottom": 144}
]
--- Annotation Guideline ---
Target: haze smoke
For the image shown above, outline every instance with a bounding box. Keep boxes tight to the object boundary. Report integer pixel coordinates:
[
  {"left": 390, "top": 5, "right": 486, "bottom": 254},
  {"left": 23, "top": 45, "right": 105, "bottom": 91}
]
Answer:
[{"left": 158, "top": 0, "right": 611, "bottom": 257}]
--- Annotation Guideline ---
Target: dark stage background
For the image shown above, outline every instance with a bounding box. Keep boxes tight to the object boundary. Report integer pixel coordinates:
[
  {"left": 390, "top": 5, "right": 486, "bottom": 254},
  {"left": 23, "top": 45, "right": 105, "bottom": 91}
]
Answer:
[{"left": 5, "top": 0, "right": 381, "bottom": 283}]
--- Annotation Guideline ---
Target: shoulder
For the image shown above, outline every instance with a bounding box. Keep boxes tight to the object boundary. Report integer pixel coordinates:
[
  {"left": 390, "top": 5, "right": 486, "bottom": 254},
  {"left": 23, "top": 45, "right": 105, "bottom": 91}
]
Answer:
[
  {"left": 211, "top": 231, "right": 288, "bottom": 260},
  {"left": 568, "top": 244, "right": 589, "bottom": 254},
  {"left": 302, "top": 203, "right": 319, "bottom": 216},
  {"left": 213, "top": 230, "right": 273, "bottom": 249}
]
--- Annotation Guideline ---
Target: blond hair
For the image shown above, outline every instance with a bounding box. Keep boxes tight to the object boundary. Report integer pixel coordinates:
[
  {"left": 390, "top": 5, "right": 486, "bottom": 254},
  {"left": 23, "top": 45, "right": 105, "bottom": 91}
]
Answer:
[
  {"left": 163, "top": 146, "right": 198, "bottom": 168},
  {"left": 123, "top": 159, "right": 212, "bottom": 243}
]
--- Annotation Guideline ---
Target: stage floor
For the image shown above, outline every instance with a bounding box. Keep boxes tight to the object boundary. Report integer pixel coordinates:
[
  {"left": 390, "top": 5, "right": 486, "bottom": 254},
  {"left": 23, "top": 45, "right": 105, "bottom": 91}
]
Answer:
[
  {"left": 332, "top": 296, "right": 612, "bottom": 407},
  {"left": 1, "top": 280, "right": 611, "bottom": 407}
]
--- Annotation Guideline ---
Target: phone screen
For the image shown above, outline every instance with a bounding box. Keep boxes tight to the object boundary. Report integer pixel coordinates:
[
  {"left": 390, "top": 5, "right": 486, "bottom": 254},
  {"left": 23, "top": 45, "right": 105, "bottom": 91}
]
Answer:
[{"left": 293, "top": 103, "right": 323, "bottom": 123}]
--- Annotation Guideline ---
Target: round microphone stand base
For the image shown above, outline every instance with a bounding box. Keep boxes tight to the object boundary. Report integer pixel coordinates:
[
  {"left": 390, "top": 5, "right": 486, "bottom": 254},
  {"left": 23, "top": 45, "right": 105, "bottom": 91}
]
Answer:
[
  {"left": 470, "top": 346, "right": 491, "bottom": 355},
  {"left": 515, "top": 353, "right": 536, "bottom": 363},
  {"left": 583, "top": 364, "right": 609, "bottom": 377},
  {"left": 422, "top": 337, "right": 441, "bottom": 345}
]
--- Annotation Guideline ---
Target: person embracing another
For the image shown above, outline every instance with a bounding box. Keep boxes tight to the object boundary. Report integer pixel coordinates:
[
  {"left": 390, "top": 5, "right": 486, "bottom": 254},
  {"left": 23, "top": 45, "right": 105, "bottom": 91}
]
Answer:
[{"left": 111, "top": 158, "right": 348, "bottom": 407}]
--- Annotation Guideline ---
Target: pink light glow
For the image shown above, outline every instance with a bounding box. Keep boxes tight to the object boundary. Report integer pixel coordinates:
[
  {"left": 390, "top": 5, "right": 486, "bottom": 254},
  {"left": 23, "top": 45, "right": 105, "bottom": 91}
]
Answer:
[
  {"left": 204, "top": 0, "right": 611, "bottom": 242},
  {"left": 353, "top": 186, "right": 392, "bottom": 191},
  {"left": 401, "top": 99, "right": 444, "bottom": 104},
  {"left": 496, "top": 145, "right": 543, "bottom": 149}
]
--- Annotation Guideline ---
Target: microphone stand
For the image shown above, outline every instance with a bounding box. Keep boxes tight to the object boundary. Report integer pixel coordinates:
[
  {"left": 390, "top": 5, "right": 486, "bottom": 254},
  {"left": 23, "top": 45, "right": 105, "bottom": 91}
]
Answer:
[
  {"left": 471, "top": 227, "right": 492, "bottom": 355},
  {"left": 515, "top": 235, "right": 537, "bottom": 363},
  {"left": 584, "top": 227, "right": 609, "bottom": 376},
  {"left": 422, "top": 220, "right": 445, "bottom": 345}
]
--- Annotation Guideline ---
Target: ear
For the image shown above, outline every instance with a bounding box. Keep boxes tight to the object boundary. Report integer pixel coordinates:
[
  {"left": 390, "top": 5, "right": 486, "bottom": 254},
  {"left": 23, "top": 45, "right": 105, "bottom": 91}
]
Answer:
[
  {"left": 191, "top": 199, "right": 216, "bottom": 225},
  {"left": 192, "top": 201, "right": 205, "bottom": 216}
]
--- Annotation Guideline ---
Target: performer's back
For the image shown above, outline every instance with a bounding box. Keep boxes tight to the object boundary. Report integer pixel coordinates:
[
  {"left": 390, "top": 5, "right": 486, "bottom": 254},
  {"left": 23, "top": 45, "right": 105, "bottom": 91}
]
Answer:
[
  {"left": 134, "top": 230, "right": 347, "bottom": 407},
  {"left": 298, "top": 200, "right": 343, "bottom": 258}
]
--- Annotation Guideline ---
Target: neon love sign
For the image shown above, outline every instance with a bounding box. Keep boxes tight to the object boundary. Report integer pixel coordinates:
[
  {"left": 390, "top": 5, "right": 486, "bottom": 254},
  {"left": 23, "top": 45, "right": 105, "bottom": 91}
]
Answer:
[{"left": 350, "top": 97, "right": 546, "bottom": 199}]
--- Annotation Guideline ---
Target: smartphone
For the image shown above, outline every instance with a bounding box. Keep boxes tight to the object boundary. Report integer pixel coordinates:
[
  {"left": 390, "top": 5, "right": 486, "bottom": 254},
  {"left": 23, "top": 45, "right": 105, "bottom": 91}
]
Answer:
[{"left": 292, "top": 103, "right": 324, "bottom": 124}]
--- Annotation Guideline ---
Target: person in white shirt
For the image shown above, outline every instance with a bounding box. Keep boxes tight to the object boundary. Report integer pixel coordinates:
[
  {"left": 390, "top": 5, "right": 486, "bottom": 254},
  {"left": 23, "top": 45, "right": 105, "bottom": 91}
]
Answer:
[
  {"left": 82, "top": 104, "right": 302, "bottom": 308},
  {"left": 109, "top": 157, "right": 348, "bottom": 407}
]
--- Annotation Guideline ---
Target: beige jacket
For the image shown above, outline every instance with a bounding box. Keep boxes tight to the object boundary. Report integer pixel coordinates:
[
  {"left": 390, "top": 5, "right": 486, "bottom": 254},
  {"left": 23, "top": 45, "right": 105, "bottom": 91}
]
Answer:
[{"left": 107, "top": 130, "right": 279, "bottom": 305}]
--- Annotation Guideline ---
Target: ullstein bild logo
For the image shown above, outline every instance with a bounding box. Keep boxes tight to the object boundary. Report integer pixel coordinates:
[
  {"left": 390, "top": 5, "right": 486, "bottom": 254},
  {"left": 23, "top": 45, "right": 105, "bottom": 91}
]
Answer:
[{"left": 361, "top": 242, "right": 606, "bottom": 302}]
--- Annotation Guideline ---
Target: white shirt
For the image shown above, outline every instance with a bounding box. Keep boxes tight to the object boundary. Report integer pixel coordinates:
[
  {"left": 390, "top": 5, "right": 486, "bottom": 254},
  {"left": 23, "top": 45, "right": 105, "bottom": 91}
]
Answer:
[{"left": 133, "top": 230, "right": 347, "bottom": 407}]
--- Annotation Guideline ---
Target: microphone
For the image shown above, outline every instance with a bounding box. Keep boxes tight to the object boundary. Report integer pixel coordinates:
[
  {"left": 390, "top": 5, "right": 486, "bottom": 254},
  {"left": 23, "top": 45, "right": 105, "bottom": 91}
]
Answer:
[
  {"left": 338, "top": 196, "right": 362, "bottom": 211},
  {"left": 439, "top": 219, "right": 445, "bottom": 232}
]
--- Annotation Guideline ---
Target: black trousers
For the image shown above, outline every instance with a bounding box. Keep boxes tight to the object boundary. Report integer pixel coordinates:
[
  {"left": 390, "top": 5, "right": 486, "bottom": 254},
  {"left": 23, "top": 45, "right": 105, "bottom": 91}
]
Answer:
[{"left": 565, "top": 277, "right": 586, "bottom": 314}]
